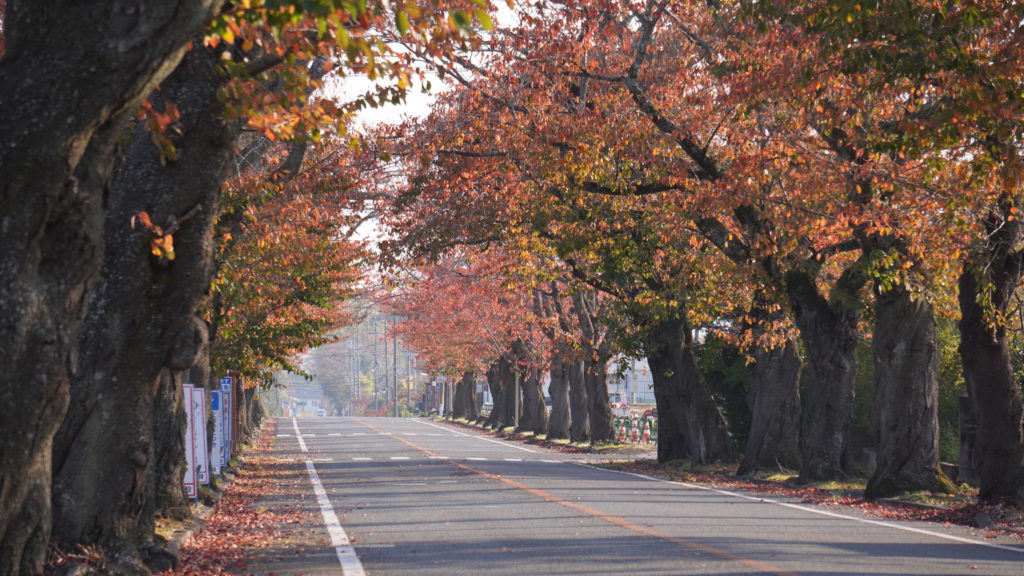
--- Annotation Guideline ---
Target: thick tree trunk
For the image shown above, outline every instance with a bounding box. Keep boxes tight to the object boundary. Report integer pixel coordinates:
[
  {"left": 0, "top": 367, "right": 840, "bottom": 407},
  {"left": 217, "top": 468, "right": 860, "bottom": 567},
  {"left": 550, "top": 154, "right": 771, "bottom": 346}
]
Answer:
[
  {"left": 457, "top": 371, "right": 479, "bottom": 422},
  {"left": 522, "top": 367, "right": 548, "bottom": 436},
  {"left": 866, "top": 287, "right": 952, "bottom": 498},
  {"left": 0, "top": 4, "right": 221, "bottom": 570},
  {"left": 785, "top": 269, "right": 861, "bottom": 481},
  {"left": 958, "top": 265, "right": 1024, "bottom": 503},
  {"left": 584, "top": 358, "right": 615, "bottom": 443},
  {"left": 547, "top": 355, "right": 572, "bottom": 440},
  {"left": 647, "top": 352, "right": 690, "bottom": 463},
  {"left": 568, "top": 358, "right": 590, "bottom": 443},
  {"left": 51, "top": 45, "right": 236, "bottom": 573},
  {"left": 647, "top": 314, "right": 734, "bottom": 464},
  {"left": 738, "top": 337, "right": 802, "bottom": 475},
  {"left": 484, "top": 363, "right": 505, "bottom": 429},
  {"left": 453, "top": 376, "right": 468, "bottom": 420}
]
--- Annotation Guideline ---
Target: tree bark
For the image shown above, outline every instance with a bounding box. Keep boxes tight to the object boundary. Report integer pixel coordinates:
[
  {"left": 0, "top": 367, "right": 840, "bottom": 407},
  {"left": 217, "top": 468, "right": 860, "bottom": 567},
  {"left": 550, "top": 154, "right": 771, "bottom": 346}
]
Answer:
[
  {"left": 50, "top": 45, "right": 237, "bottom": 573},
  {"left": 958, "top": 262, "right": 1024, "bottom": 503},
  {"left": 484, "top": 363, "right": 505, "bottom": 429},
  {"left": 452, "top": 375, "right": 468, "bottom": 420},
  {"left": 646, "top": 314, "right": 734, "bottom": 464},
  {"left": 547, "top": 354, "right": 572, "bottom": 440},
  {"left": 457, "top": 371, "right": 479, "bottom": 422},
  {"left": 0, "top": 5, "right": 221, "bottom": 569},
  {"left": 584, "top": 357, "right": 615, "bottom": 443},
  {"left": 785, "top": 268, "right": 862, "bottom": 481},
  {"left": 866, "top": 286, "right": 952, "bottom": 498},
  {"left": 568, "top": 358, "right": 590, "bottom": 443},
  {"left": 647, "top": 352, "right": 690, "bottom": 463},
  {"left": 738, "top": 337, "right": 802, "bottom": 475}
]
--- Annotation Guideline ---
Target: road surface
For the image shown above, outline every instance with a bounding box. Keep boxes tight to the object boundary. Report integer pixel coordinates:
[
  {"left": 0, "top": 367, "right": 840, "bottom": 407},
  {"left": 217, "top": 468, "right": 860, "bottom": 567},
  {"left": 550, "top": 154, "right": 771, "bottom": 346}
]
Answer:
[{"left": 252, "top": 417, "right": 1024, "bottom": 575}]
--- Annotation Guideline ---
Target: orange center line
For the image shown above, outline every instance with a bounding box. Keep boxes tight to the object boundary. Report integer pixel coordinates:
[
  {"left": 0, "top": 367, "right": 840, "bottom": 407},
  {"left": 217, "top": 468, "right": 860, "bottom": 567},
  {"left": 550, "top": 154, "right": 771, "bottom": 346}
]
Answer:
[{"left": 354, "top": 419, "right": 801, "bottom": 576}]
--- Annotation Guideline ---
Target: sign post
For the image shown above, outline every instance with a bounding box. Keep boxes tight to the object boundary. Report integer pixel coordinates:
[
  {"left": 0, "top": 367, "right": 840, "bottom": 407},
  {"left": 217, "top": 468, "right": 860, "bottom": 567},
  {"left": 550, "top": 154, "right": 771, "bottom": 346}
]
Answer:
[
  {"left": 191, "top": 387, "right": 210, "bottom": 486},
  {"left": 219, "top": 376, "right": 233, "bottom": 466}
]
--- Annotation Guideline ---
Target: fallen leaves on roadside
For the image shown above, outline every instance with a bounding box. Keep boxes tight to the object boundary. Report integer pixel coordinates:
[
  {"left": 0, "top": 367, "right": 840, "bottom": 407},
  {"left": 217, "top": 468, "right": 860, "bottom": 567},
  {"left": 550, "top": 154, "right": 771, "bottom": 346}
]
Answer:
[
  {"left": 159, "top": 419, "right": 320, "bottom": 576},
  {"left": 601, "top": 460, "right": 1023, "bottom": 539}
]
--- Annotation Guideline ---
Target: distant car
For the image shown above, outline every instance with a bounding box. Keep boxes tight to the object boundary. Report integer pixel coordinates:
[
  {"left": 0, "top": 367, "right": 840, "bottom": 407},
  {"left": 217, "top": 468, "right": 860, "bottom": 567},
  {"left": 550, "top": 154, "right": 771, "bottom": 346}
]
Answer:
[{"left": 316, "top": 408, "right": 326, "bottom": 417}]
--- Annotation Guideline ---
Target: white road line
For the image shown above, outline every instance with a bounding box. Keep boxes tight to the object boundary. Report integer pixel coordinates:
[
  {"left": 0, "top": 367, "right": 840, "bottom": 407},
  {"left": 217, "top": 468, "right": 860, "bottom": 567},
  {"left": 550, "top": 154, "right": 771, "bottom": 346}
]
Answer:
[
  {"left": 467, "top": 457, "right": 487, "bottom": 461},
  {"left": 411, "top": 419, "right": 537, "bottom": 453},
  {"left": 541, "top": 459, "right": 561, "bottom": 463},
  {"left": 276, "top": 433, "right": 292, "bottom": 437},
  {"left": 581, "top": 463, "right": 1024, "bottom": 556},
  {"left": 504, "top": 458, "right": 524, "bottom": 462},
  {"left": 352, "top": 457, "right": 372, "bottom": 461},
  {"left": 352, "top": 432, "right": 367, "bottom": 436},
  {"left": 402, "top": 432, "right": 418, "bottom": 436},
  {"left": 328, "top": 433, "right": 342, "bottom": 437},
  {"left": 429, "top": 456, "right": 450, "bottom": 460},
  {"left": 292, "top": 418, "right": 367, "bottom": 575},
  {"left": 304, "top": 433, "right": 317, "bottom": 437},
  {"left": 390, "top": 456, "right": 410, "bottom": 460}
]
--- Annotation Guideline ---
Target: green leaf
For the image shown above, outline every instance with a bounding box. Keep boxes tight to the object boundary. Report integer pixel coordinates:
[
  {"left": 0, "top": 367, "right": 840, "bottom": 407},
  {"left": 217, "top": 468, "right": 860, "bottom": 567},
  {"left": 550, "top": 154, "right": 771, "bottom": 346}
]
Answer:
[
  {"left": 396, "top": 11, "right": 410, "bottom": 35},
  {"left": 475, "top": 9, "right": 493, "bottom": 31},
  {"left": 452, "top": 10, "right": 471, "bottom": 30}
]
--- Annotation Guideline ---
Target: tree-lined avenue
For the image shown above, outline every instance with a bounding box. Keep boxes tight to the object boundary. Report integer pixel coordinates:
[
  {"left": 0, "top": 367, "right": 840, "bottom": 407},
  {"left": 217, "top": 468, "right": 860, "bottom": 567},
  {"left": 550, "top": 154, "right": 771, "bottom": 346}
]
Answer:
[{"left": 260, "top": 417, "right": 1024, "bottom": 576}]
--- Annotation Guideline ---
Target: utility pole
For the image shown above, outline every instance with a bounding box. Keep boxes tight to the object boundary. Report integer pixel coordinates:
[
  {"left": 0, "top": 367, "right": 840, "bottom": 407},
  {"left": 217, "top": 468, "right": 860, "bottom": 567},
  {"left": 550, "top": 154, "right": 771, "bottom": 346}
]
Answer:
[{"left": 393, "top": 316, "right": 399, "bottom": 418}]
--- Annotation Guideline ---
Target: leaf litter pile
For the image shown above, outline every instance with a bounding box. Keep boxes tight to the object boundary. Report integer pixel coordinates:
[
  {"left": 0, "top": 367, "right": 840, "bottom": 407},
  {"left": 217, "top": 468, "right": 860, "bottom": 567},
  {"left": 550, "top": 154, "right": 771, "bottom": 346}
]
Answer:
[{"left": 161, "top": 420, "right": 320, "bottom": 575}]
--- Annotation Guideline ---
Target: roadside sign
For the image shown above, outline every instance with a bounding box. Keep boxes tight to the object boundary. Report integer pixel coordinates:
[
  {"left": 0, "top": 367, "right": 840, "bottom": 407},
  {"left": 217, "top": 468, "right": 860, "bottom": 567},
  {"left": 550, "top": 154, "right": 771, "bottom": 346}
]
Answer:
[
  {"left": 183, "top": 383, "right": 197, "bottom": 499},
  {"left": 191, "top": 387, "right": 210, "bottom": 485},
  {"left": 219, "top": 376, "right": 233, "bottom": 466},
  {"left": 211, "top": 390, "right": 223, "bottom": 477}
]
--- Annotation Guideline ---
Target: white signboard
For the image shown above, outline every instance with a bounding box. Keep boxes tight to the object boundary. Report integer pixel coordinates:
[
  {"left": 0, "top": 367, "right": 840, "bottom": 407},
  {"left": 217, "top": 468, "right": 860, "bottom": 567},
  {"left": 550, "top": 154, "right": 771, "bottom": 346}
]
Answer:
[
  {"left": 210, "top": 390, "right": 223, "bottom": 477},
  {"left": 183, "top": 383, "right": 197, "bottom": 499},
  {"left": 192, "top": 387, "right": 210, "bottom": 485},
  {"left": 219, "top": 376, "right": 233, "bottom": 467}
]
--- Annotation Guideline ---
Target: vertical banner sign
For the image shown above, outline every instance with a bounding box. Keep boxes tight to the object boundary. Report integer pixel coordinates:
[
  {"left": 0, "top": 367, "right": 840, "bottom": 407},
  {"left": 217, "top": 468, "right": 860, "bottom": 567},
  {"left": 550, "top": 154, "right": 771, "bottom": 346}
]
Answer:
[
  {"left": 183, "top": 383, "right": 197, "bottom": 499},
  {"left": 219, "top": 376, "right": 233, "bottom": 467},
  {"left": 210, "top": 390, "right": 223, "bottom": 477},
  {"left": 191, "top": 387, "right": 210, "bottom": 485}
]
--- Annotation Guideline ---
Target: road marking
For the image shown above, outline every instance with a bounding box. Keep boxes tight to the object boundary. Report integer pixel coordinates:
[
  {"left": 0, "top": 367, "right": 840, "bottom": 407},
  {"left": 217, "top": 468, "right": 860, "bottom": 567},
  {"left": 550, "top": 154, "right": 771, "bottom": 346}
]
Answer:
[
  {"left": 292, "top": 418, "right": 366, "bottom": 576},
  {"left": 304, "top": 433, "right": 317, "bottom": 437},
  {"left": 352, "top": 457, "right": 372, "bottom": 461},
  {"left": 352, "top": 432, "right": 367, "bottom": 436},
  {"left": 276, "top": 433, "right": 292, "bottom": 437},
  {"left": 504, "top": 458, "right": 524, "bottom": 462},
  {"left": 467, "top": 457, "right": 487, "bottom": 461},
  {"left": 357, "top": 418, "right": 797, "bottom": 576},
  {"left": 541, "top": 459, "right": 561, "bottom": 464},
  {"left": 402, "top": 432, "right": 418, "bottom": 436},
  {"left": 410, "top": 419, "right": 537, "bottom": 453},
  {"left": 390, "top": 456, "right": 410, "bottom": 460},
  {"left": 429, "top": 456, "right": 450, "bottom": 460},
  {"left": 582, "top": 464, "right": 1024, "bottom": 556},
  {"left": 328, "top": 433, "right": 342, "bottom": 437}
]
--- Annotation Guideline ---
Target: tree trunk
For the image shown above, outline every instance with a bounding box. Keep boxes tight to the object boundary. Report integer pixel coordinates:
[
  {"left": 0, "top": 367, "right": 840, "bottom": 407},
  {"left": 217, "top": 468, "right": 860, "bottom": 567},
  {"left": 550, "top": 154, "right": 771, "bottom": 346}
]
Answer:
[
  {"left": 866, "top": 287, "right": 953, "bottom": 498},
  {"left": 452, "top": 375, "right": 468, "bottom": 420},
  {"left": 484, "top": 363, "right": 505, "bottom": 429},
  {"left": 50, "top": 45, "right": 237, "bottom": 573},
  {"left": 958, "top": 264, "right": 1024, "bottom": 503},
  {"left": 584, "top": 358, "right": 615, "bottom": 443},
  {"left": 647, "top": 314, "right": 734, "bottom": 464},
  {"left": 459, "top": 371, "right": 479, "bottom": 422},
  {"left": 785, "top": 269, "right": 861, "bottom": 481},
  {"left": 0, "top": 4, "right": 221, "bottom": 570},
  {"left": 521, "top": 366, "right": 548, "bottom": 436},
  {"left": 647, "top": 352, "right": 690, "bottom": 463},
  {"left": 547, "top": 355, "right": 572, "bottom": 440},
  {"left": 568, "top": 358, "right": 590, "bottom": 443},
  {"left": 738, "top": 337, "right": 802, "bottom": 475}
]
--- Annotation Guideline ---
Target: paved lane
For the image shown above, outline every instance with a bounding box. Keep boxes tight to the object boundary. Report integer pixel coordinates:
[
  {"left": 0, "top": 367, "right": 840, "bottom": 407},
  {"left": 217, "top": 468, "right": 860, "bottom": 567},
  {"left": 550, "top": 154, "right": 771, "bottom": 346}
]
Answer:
[{"left": 272, "top": 417, "right": 1024, "bottom": 575}]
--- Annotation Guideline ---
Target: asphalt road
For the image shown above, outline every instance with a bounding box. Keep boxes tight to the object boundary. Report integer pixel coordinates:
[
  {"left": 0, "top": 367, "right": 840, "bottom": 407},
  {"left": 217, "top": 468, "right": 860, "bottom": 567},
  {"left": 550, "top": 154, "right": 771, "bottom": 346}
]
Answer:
[{"left": 258, "top": 416, "right": 1024, "bottom": 576}]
